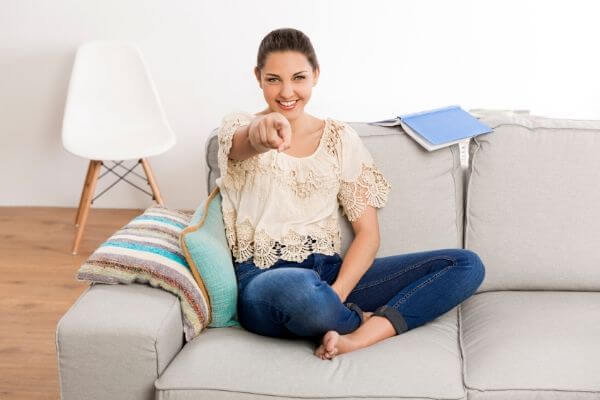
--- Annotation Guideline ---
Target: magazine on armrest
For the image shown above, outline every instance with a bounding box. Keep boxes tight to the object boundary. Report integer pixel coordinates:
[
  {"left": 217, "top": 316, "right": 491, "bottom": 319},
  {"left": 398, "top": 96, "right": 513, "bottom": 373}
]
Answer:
[{"left": 369, "top": 105, "right": 493, "bottom": 152}]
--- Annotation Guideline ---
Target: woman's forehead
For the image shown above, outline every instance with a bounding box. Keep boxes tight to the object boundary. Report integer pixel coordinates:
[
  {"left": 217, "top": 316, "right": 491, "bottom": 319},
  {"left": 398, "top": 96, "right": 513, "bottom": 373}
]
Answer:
[{"left": 263, "top": 51, "right": 311, "bottom": 72}]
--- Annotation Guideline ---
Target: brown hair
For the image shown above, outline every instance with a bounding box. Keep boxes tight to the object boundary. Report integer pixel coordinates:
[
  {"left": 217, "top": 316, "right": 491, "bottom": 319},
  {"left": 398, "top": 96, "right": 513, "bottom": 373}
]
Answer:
[{"left": 255, "top": 28, "right": 320, "bottom": 74}]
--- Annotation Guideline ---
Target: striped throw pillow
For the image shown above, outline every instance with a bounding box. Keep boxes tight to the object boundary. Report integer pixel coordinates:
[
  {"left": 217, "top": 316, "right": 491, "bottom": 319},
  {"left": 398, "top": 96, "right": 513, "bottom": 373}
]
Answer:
[{"left": 76, "top": 206, "right": 210, "bottom": 342}]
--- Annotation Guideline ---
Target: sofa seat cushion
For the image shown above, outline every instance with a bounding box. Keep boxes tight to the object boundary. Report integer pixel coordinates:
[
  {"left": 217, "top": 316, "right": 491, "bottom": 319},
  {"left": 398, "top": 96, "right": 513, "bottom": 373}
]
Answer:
[
  {"left": 460, "top": 291, "right": 600, "bottom": 399},
  {"left": 155, "top": 307, "right": 465, "bottom": 400}
]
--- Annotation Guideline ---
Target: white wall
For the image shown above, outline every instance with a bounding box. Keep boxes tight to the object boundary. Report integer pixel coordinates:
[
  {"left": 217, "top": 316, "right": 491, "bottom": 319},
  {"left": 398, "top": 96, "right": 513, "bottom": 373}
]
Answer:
[{"left": 2, "top": 0, "right": 599, "bottom": 209}]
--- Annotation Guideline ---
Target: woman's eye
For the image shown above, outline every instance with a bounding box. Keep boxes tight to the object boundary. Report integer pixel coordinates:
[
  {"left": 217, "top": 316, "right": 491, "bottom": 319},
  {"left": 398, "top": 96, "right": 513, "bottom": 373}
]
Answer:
[{"left": 266, "top": 76, "right": 305, "bottom": 82}]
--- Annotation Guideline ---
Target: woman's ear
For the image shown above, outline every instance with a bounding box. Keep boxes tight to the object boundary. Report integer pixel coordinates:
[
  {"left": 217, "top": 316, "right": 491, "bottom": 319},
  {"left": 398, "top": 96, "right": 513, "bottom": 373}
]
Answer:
[
  {"left": 312, "top": 67, "right": 320, "bottom": 86},
  {"left": 254, "top": 67, "right": 262, "bottom": 88}
]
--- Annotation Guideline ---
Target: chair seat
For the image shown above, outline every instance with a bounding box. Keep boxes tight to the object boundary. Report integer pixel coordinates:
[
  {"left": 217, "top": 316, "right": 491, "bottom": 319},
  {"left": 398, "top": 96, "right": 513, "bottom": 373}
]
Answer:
[
  {"left": 460, "top": 291, "right": 600, "bottom": 399},
  {"left": 155, "top": 307, "right": 465, "bottom": 400},
  {"left": 63, "top": 125, "right": 175, "bottom": 160}
]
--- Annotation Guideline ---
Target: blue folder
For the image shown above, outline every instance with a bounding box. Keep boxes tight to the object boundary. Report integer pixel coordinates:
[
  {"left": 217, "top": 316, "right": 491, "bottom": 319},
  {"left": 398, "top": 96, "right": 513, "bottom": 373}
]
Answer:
[{"left": 399, "top": 105, "right": 492, "bottom": 145}]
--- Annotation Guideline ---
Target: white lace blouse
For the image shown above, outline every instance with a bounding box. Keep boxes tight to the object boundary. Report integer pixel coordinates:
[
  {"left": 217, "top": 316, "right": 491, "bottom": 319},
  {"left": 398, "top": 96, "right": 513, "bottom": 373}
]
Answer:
[{"left": 216, "top": 111, "right": 391, "bottom": 269}]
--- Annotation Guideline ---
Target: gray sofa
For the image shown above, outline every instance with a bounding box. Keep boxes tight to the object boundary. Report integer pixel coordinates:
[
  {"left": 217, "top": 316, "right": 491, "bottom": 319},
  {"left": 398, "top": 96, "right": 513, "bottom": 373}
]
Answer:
[{"left": 56, "top": 111, "right": 600, "bottom": 399}]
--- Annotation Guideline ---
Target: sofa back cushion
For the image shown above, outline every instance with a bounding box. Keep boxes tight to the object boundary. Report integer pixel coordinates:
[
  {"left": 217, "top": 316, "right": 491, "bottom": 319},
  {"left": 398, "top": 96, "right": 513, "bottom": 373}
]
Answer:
[
  {"left": 205, "top": 119, "right": 465, "bottom": 258},
  {"left": 466, "top": 113, "right": 600, "bottom": 292}
]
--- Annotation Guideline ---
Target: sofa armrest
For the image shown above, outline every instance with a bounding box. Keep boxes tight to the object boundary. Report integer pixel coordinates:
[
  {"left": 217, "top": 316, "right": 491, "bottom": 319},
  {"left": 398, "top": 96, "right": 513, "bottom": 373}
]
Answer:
[{"left": 56, "top": 283, "right": 185, "bottom": 400}]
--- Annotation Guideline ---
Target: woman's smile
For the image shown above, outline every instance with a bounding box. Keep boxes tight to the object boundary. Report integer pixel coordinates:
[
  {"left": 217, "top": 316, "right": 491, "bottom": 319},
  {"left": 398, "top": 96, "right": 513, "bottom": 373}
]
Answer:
[{"left": 277, "top": 99, "right": 298, "bottom": 110}]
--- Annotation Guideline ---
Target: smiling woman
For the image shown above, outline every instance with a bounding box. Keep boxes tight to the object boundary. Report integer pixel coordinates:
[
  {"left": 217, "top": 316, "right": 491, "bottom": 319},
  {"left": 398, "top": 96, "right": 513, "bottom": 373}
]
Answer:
[
  {"left": 253, "top": 29, "right": 321, "bottom": 134},
  {"left": 214, "top": 27, "right": 484, "bottom": 362}
]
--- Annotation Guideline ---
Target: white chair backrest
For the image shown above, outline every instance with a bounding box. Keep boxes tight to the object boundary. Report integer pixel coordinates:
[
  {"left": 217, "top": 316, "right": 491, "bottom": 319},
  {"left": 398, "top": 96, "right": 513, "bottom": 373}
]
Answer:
[{"left": 62, "top": 41, "right": 175, "bottom": 160}]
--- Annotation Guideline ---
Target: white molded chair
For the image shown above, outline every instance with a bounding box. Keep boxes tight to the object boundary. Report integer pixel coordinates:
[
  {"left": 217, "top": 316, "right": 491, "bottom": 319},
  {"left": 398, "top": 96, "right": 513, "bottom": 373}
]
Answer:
[{"left": 62, "top": 40, "right": 176, "bottom": 254}]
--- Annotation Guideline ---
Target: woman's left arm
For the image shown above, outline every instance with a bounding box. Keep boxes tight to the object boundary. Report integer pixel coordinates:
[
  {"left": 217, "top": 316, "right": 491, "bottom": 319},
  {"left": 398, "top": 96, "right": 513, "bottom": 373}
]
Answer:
[{"left": 331, "top": 205, "right": 380, "bottom": 302}]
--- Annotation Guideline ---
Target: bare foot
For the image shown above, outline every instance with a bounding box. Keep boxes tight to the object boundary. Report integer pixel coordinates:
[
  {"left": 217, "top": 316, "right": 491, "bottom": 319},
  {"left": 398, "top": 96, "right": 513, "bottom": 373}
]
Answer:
[{"left": 314, "top": 312, "right": 373, "bottom": 360}]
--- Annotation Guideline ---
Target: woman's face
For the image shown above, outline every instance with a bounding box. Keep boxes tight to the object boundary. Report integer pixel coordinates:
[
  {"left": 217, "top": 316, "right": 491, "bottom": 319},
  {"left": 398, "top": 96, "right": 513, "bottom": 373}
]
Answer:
[{"left": 255, "top": 50, "right": 319, "bottom": 119}]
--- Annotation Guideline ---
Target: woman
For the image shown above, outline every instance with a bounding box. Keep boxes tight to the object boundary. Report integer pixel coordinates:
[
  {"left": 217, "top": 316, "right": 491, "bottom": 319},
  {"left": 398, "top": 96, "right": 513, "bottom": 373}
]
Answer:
[{"left": 216, "top": 28, "right": 485, "bottom": 360}]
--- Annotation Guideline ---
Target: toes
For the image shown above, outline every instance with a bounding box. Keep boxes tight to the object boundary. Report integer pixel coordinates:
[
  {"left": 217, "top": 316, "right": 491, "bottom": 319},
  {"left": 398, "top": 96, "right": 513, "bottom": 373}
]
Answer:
[
  {"left": 325, "top": 344, "right": 337, "bottom": 357},
  {"left": 316, "top": 331, "right": 341, "bottom": 360},
  {"left": 316, "top": 346, "right": 331, "bottom": 359},
  {"left": 325, "top": 348, "right": 338, "bottom": 360},
  {"left": 324, "top": 334, "right": 336, "bottom": 352},
  {"left": 314, "top": 345, "right": 325, "bottom": 357},
  {"left": 325, "top": 341, "right": 336, "bottom": 354}
]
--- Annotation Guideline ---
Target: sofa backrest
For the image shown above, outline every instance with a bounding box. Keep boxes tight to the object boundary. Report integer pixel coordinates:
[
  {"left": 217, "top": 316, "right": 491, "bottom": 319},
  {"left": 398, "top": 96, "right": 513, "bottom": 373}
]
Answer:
[
  {"left": 205, "top": 120, "right": 465, "bottom": 259},
  {"left": 465, "top": 113, "right": 600, "bottom": 293}
]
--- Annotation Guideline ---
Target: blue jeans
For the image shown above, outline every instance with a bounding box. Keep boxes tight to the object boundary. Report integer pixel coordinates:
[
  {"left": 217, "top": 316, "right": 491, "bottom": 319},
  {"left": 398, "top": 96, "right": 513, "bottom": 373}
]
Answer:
[{"left": 234, "top": 248, "right": 485, "bottom": 343}]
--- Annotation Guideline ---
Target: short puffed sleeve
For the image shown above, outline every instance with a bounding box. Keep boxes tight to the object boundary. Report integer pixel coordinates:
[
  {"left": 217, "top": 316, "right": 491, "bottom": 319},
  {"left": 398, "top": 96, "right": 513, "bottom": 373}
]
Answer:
[
  {"left": 216, "top": 111, "right": 254, "bottom": 190},
  {"left": 337, "top": 124, "right": 391, "bottom": 222}
]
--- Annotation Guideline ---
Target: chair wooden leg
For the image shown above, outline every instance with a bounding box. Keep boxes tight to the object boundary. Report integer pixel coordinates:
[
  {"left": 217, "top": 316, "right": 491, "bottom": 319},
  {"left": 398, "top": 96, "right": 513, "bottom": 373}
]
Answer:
[
  {"left": 75, "top": 161, "right": 94, "bottom": 227},
  {"left": 72, "top": 160, "right": 102, "bottom": 255},
  {"left": 140, "top": 158, "right": 164, "bottom": 206}
]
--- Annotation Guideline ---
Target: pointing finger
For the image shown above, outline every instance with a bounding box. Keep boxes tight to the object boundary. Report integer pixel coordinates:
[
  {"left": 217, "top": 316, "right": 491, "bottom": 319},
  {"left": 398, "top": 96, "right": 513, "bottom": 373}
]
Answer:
[{"left": 278, "top": 123, "right": 292, "bottom": 152}]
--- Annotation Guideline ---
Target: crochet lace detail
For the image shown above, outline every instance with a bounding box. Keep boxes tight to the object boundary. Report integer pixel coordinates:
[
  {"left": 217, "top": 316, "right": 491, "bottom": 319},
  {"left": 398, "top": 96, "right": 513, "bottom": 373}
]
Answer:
[
  {"left": 325, "top": 119, "right": 346, "bottom": 157},
  {"left": 219, "top": 117, "right": 347, "bottom": 200},
  {"left": 216, "top": 113, "right": 391, "bottom": 268},
  {"left": 217, "top": 114, "right": 252, "bottom": 191},
  {"left": 223, "top": 209, "right": 342, "bottom": 269},
  {"left": 338, "top": 163, "right": 391, "bottom": 222}
]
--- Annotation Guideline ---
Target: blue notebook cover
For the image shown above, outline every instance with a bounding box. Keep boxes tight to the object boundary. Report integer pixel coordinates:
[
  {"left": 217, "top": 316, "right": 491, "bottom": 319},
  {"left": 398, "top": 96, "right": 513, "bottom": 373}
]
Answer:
[{"left": 399, "top": 105, "right": 492, "bottom": 145}]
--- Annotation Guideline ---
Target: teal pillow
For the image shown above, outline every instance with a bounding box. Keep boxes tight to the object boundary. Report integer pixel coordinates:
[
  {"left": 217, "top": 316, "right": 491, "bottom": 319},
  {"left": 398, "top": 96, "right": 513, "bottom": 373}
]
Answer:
[{"left": 180, "top": 187, "right": 240, "bottom": 328}]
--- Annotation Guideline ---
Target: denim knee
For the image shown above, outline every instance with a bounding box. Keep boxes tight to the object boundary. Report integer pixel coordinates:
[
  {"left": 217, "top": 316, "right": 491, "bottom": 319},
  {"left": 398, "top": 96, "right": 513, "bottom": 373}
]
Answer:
[
  {"left": 464, "top": 249, "right": 485, "bottom": 278},
  {"left": 459, "top": 249, "right": 486, "bottom": 294},
  {"left": 254, "top": 268, "right": 320, "bottom": 310},
  {"left": 271, "top": 270, "right": 345, "bottom": 334}
]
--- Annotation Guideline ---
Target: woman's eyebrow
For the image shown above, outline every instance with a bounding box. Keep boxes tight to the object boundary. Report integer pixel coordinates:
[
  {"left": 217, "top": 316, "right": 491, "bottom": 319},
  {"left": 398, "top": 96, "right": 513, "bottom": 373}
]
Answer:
[{"left": 265, "top": 71, "right": 308, "bottom": 77}]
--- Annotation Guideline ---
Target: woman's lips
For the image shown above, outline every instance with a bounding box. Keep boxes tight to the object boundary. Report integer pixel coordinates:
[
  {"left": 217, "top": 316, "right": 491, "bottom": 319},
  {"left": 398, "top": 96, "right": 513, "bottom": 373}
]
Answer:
[{"left": 277, "top": 100, "right": 298, "bottom": 110}]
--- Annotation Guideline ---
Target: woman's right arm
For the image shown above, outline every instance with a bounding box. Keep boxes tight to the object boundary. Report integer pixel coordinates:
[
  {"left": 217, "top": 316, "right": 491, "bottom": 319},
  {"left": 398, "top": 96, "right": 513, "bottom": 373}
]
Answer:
[
  {"left": 228, "top": 113, "right": 292, "bottom": 162},
  {"left": 228, "top": 123, "right": 261, "bottom": 161}
]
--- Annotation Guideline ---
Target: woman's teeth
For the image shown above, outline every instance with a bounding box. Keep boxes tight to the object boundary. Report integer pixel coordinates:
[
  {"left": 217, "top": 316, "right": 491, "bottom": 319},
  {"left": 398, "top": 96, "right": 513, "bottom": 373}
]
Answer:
[{"left": 278, "top": 100, "right": 297, "bottom": 108}]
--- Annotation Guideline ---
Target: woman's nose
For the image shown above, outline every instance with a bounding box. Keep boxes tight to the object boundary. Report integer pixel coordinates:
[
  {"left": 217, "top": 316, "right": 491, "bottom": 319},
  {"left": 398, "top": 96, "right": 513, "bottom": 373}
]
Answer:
[{"left": 280, "top": 82, "right": 294, "bottom": 98}]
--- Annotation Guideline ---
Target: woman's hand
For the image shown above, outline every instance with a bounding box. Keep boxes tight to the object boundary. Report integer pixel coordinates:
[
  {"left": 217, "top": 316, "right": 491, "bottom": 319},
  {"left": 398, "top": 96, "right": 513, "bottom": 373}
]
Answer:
[{"left": 247, "top": 112, "right": 292, "bottom": 154}]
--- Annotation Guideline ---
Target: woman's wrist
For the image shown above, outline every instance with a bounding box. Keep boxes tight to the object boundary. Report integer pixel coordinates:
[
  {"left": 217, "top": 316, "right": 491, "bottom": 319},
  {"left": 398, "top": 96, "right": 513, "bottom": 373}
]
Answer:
[{"left": 331, "top": 281, "right": 348, "bottom": 303}]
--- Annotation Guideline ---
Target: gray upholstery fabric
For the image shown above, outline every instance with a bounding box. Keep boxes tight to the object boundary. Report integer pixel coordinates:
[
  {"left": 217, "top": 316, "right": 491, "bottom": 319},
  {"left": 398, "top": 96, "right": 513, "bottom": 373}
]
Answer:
[
  {"left": 460, "top": 291, "right": 600, "bottom": 399},
  {"left": 155, "top": 307, "right": 465, "bottom": 400},
  {"left": 465, "top": 113, "right": 600, "bottom": 292},
  {"left": 56, "top": 283, "right": 185, "bottom": 400},
  {"left": 205, "top": 120, "right": 465, "bottom": 257},
  {"left": 57, "top": 112, "right": 600, "bottom": 400}
]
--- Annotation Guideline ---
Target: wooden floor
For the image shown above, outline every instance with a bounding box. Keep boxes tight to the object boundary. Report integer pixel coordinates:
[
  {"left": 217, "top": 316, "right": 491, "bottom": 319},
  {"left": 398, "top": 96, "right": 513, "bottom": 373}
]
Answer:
[{"left": 0, "top": 206, "right": 147, "bottom": 400}]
